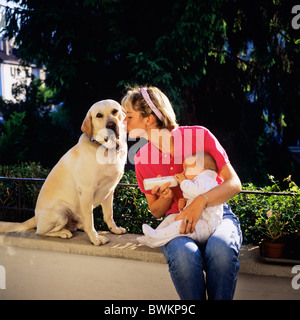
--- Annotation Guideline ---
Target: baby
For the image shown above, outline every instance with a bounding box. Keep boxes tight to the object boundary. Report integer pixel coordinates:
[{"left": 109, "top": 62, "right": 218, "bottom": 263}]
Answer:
[{"left": 137, "top": 152, "right": 223, "bottom": 248}]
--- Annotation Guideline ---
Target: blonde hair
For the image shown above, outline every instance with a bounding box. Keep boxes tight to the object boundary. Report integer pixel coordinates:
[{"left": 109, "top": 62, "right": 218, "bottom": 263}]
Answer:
[{"left": 121, "top": 85, "right": 178, "bottom": 131}]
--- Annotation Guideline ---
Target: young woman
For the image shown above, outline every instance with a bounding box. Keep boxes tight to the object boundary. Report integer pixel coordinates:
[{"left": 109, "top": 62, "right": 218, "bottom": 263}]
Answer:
[{"left": 121, "top": 86, "right": 242, "bottom": 300}]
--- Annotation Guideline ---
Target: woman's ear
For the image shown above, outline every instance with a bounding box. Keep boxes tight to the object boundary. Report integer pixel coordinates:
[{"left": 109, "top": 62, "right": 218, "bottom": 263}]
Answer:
[
  {"left": 145, "top": 114, "right": 155, "bottom": 126},
  {"left": 81, "top": 111, "right": 92, "bottom": 139}
]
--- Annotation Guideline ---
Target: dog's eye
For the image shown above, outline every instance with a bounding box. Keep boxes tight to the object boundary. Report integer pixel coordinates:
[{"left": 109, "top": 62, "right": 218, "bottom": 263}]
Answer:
[
  {"left": 96, "top": 113, "right": 103, "bottom": 118},
  {"left": 112, "top": 109, "right": 118, "bottom": 116}
]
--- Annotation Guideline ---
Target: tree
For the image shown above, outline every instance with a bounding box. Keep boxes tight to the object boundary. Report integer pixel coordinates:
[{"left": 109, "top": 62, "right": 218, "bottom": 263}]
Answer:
[
  {"left": 2, "top": 0, "right": 300, "bottom": 183},
  {"left": 0, "top": 111, "right": 27, "bottom": 162},
  {"left": 0, "top": 78, "right": 72, "bottom": 166}
]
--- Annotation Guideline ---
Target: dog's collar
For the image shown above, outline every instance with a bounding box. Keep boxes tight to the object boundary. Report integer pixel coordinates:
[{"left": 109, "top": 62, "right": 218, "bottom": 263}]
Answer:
[{"left": 90, "top": 138, "right": 105, "bottom": 148}]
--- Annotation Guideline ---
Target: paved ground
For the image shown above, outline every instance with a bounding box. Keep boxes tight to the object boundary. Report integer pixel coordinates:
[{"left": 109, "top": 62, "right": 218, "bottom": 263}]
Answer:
[{"left": 235, "top": 273, "right": 300, "bottom": 300}]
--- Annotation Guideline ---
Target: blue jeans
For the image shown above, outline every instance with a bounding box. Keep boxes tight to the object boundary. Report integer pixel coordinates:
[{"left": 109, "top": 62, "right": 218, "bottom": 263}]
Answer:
[{"left": 161, "top": 203, "right": 242, "bottom": 300}]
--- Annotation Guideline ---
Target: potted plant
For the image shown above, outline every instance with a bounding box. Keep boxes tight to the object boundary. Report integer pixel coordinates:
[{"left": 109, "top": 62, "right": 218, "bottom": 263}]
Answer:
[
  {"left": 252, "top": 176, "right": 300, "bottom": 259},
  {"left": 255, "top": 209, "right": 293, "bottom": 258}
]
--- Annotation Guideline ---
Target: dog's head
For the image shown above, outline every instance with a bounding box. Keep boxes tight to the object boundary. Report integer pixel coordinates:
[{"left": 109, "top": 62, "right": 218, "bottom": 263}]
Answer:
[{"left": 81, "top": 100, "right": 126, "bottom": 149}]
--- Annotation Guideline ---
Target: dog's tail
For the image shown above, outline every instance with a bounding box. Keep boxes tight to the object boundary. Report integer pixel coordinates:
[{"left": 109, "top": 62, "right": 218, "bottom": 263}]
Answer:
[{"left": 0, "top": 217, "right": 37, "bottom": 233}]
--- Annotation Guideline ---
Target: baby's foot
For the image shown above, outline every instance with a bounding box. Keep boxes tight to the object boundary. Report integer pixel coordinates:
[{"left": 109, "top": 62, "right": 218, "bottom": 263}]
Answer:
[{"left": 142, "top": 224, "right": 156, "bottom": 237}]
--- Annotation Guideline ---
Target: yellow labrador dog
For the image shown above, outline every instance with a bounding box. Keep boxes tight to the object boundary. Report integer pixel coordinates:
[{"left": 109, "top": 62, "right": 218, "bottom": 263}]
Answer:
[{"left": 0, "top": 100, "right": 127, "bottom": 245}]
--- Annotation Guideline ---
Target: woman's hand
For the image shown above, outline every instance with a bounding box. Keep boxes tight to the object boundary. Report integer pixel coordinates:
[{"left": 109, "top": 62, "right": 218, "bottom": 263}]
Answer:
[
  {"left": 175, "top": 196, "right": 207, "bottom": 234},
  {"left": 145, "top": 176, "right": 174, "bottom": 218},
  {"left": 151, "top": 181, "right": 173, "bottom": 200}
]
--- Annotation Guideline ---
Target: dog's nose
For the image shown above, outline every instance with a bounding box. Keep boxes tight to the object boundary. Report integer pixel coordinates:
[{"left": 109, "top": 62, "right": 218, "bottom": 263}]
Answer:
[{"left": 106, "top": 121, "right": 117, "bottom": 133}]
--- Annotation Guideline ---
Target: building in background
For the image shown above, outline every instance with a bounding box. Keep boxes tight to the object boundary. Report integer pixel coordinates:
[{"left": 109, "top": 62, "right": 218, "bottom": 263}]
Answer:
[{"left": 0, "top": 37, "right": 46, "bottom": 102}]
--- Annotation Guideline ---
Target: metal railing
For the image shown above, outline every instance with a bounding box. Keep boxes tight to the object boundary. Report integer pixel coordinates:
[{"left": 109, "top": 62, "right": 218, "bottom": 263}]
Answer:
[
  {"left": 0, "top": 176, "right": 297, "bottom": 222},
  {"left": 0, "top": 176, "right": 159, "bottom": 223}
]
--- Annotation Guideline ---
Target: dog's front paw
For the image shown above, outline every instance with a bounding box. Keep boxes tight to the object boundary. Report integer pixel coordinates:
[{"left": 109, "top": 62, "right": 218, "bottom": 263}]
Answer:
[
  {"left": 105, "top": 219, "right": 127, "bottom": 235},
  {"left": 91, "top": 234, "right": 109, "bottom": 246},
  {"left": 112, "top": 226, "right": 127, "bottom": 235}
]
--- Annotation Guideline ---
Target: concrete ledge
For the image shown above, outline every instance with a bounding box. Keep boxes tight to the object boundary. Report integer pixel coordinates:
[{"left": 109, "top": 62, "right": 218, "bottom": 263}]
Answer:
[
  {"left": 0, "top": 230, "right": 295, "bottom": 278},
  {"left": 0, "top": 230, "right": 166, "bottom": 264},
  {"left": 239, "top": 245, "right": 295, "bottom": 278}
]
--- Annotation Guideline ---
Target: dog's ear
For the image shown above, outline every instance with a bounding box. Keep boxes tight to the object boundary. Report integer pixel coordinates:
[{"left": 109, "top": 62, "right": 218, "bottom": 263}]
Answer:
[
  {"left": 119, "top": 106, "right": 126, "bottom": 122},
  {"left": 81, "top": 111, "right": 92, "bottom": 139}
]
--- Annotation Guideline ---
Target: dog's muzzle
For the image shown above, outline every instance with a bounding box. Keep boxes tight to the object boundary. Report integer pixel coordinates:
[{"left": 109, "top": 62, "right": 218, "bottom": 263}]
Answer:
[
  {"left": 106, "top": 121, "right": 119, "bottom": 138},
  {"left": 94, "top": 120, "right": 122, "bottom": 150}
]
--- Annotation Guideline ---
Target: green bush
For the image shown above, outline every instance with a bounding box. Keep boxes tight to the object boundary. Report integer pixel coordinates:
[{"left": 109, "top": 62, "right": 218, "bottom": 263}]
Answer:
[
  {"left": 0, "top": 111, "right": 28, "bottom": 163},
  {"left": 228, "top": 175, "right": 300, "bottom": 244},
  {"left": 0, "top": 162, "right": 49, "bottom": 222}
]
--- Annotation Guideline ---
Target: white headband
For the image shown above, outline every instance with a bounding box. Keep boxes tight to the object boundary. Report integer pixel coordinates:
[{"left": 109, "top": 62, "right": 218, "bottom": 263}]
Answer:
[{"left": 140, "top": 88, "right": 164, "bottom": 122}]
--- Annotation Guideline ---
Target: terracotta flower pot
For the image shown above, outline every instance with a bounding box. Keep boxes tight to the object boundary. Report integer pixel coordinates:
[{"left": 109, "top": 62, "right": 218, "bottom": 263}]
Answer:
[{"left": 261, "top": 239, "right": 286, "bottom": 259}]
